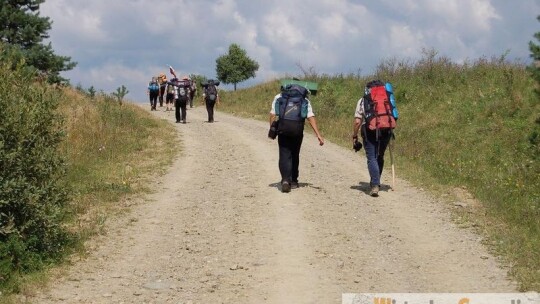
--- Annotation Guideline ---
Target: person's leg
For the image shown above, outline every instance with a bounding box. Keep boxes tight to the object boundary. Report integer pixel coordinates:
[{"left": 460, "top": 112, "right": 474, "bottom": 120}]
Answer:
[
  {"left": 291, "top": 135, "right": 304, "bottom": 184},
  {"left": 278, "top": 135, "right": 294, "bottom": 188},
  {"left": 175, "top": 99, "right": 181, "bottom": 122},
  {"left": 207, "top": 101, "right": 215, "bottom": 122},
  {"left": 153, "top": 94, "right": 158, "bottom": 110},
  {"left": 363, "top": 130, "right": 381, "bottom": 187},
  {"left": 376, "top": 131, "right": 392, "bottom": 177},
  {"left": 165, "top": 94, "right": 172, "bottom": 111},
  {"left": 159, "top": 87, "right": 165, "bottom": 107},
  {"left": 180, "top": 100, "right": 187, "bottom": 123}
]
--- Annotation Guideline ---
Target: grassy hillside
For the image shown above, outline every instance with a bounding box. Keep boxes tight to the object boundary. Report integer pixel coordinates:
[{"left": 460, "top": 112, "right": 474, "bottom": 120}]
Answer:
[
  {"left": 219, "top": 52, "right": 540, "bottom": 291},
  {"left": 0, "top": 60, "right": 178, "bottom": 300}
]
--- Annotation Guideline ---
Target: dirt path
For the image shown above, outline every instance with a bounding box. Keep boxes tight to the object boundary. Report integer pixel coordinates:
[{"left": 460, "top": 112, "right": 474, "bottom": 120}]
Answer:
[{"left": 31, "top": 105, "right": 516, "bottom": 303}]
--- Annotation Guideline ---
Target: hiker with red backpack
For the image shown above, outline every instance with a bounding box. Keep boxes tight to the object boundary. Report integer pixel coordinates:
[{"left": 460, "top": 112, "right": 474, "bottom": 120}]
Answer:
[{"left": 352, "top": 80, "right": 398, "bottom": 197}]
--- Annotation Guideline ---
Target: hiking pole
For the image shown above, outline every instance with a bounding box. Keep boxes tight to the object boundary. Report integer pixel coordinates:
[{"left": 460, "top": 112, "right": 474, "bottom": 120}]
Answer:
[{"left": 389, "top": 138, "right": 395, "bottom": 191}]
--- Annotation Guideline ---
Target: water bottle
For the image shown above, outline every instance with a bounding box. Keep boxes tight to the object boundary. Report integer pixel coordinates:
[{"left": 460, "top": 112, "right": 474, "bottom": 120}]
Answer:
[
  {"left": 385, "top": 82, "right": 399, "bottom": 120},
  {"left": 301, "top": 100, "right": 309, "bottom": 118}
]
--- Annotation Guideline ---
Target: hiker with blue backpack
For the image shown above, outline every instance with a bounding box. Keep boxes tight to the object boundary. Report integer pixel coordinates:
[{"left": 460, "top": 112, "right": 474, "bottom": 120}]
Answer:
[
  {"left": 352, "top": 79, "right": 398, "bottom": 197},
  {"left": 147, "top": 77, "right": 160, "bottom": 111},
  {"left": 269, "top": 84, "right": 324, "bottom": 193}
]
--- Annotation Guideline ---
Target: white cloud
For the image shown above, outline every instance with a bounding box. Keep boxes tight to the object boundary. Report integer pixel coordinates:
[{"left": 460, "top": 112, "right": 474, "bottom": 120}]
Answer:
[
  {"left": 385, "top": 25, "right": 425, "bottom": 57},
  {"left": 38, "top": 0, "right": 539, "bottom": 102}
]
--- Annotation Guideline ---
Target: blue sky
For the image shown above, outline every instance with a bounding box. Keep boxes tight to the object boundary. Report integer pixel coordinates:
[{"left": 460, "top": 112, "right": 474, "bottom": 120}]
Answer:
[{"left": 40, "top": 0, "right": 539, "bottom": 103}]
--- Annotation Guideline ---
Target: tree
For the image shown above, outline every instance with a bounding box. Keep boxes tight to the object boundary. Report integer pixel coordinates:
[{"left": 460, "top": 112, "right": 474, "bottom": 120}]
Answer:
[
  {"left": 0, "top": 0, "right": 76, "bottom": 84},
  {"left": 528, "top": 15, "right": 540, "bottom": 85},
  {"left": 216, "top": 43, "right": 259, "bottom": 91},
  {"left": 112, "top": 85, "right": 129, "bottom": 105}
]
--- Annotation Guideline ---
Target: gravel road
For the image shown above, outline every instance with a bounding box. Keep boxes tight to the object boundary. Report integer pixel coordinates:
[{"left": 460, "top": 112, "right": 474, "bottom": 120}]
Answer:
[{"left": 30, "top": 105, "right": 515, "bottom": 303}]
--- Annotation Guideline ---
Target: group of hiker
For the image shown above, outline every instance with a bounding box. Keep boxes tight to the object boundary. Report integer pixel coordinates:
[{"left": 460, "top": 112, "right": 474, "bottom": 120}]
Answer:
[
  {"left": 269, "top": 79, "right": 397, "bottom": 197},
  {"left": 150, "top": 73, "right": 397, "bottom": 197},
  {"left": 147, "top": 73, "right": 220, "bottom": 123}
]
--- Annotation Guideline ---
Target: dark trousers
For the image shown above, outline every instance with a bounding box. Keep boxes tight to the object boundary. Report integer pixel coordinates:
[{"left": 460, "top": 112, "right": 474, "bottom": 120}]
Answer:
[
  {"left": 362, "top": 128, "right": 392, "bottom": 186},
  {"left": 278, "top": 134, "right": 303, "bottom": 183},
  {"left": 149, "top": 92, "right": 158, "bottom": 109},
  {"left": 189, "top": 92, "right": 195, "bottom": 107},
  {"left": 175, "top": 99, "right": 187, "bottom": 122},
  {"left": 206, "top": 100, "right": 215, "bottom": 122},
  {"left": 159, "top": 85, "right": 166, "bottom": 106}
]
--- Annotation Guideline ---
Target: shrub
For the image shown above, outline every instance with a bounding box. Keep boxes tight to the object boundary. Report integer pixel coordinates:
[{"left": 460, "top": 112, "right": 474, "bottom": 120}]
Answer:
[{"left": 0, "top": 55, "right": 72, "bottom": 290}]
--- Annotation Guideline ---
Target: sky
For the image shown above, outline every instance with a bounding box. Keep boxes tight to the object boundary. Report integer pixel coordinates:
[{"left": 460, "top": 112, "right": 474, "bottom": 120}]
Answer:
[{"left": 39, "top": 0, "right": 540, "bottom": 103}]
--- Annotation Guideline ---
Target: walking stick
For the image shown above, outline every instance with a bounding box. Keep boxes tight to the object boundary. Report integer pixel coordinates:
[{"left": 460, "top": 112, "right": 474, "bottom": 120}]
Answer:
[{"left": 389, "top": 138, "right": 395, "bottom": 191}]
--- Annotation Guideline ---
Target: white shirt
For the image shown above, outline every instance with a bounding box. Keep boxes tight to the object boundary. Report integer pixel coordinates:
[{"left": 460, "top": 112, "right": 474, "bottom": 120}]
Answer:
[
  {"left": 269, "top": 93, "right": 315, "bottom": 118},
  {"left": 354, "top": 97, "right": 367, "bottom": 125}
]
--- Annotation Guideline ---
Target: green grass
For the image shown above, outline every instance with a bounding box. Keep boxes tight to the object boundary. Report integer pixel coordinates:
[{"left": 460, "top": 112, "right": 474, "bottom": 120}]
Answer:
[
  {"left": 56, "top": 89, "right": 179, "bottom": 241},
  {"left": 219, "top": 53, "right": 540, "bottom": 291}
]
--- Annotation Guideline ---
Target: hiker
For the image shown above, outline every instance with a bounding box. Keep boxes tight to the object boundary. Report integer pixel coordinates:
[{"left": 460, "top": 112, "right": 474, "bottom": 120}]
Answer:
[
  {"left": 165, "top": 78, "right": 176, "bottom": 112},
  {"left": 352, "top": 79, "right": 397, "bottom": 197},
  {"left": 269, "top": 84, "right": 324, "bottom": 193},
  {"left": 189, "top": 78, "right": 197, "bottom": 108},
  {"left": 202, "top": 79, "right": 220, "bottom": 123},
  {"left": 147, "top": 77, "right": 159, "bottom": 111},
  {"left": 169, "top": 76, "right": 191, "bottom": 123},
  {"left": 158, "top": 73, "right": 167, "bottom": 107}
]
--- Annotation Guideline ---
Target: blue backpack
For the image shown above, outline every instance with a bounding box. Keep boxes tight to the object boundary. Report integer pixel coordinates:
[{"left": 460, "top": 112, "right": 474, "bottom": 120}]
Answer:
[
  {"left": 276, "top": 84, "right": 309, "bottom": 137},
  {"left": 148, "top": 81, "right": 159, "bottom": 93}
]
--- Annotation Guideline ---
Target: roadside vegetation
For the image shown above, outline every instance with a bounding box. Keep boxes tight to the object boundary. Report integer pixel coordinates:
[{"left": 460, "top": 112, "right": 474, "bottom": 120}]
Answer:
[
  {"left": 0, "top": 57, "right": 178, "bottom": 301},
  {"left": 218, "top": 49, "right": 540, "bottom": 291}
]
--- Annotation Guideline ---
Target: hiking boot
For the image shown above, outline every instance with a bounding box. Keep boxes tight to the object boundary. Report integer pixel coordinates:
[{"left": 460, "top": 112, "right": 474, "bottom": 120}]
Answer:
[
  {"left": 291, "top": 181, "right": 299, "bottom": 189},
  {"left": 369, "top": 185, "right": 379, "bottom": 197},
  {"left": 281, "top": 181, "right": 291, "bottom": 193}
]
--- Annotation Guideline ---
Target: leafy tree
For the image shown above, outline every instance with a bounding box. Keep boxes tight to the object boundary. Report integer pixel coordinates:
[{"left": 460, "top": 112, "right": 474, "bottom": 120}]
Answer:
[
  {"left": 189, "top": 74, "right": 207, "bottom": 98},
  {"left": 216, "top": 43, "right": 259, "bottom": 91},
  {"left": 112, "top": 85, "right": 129, "bottom": 105},
  {"left": 0, "top": 0, "right": 76, "bottom": 84},
  {"left": 527, "top": 16, "right": 540, "bottom": 159},
  {"left": 87, "top": 86, "right": 96, "bottom": 99},
  {"left": 528, "top": 16, "right": 540, "bottom": 85}
]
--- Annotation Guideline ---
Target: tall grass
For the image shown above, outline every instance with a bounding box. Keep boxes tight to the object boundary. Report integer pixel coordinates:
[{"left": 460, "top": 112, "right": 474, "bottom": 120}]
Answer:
[
  {"left": 0, "top": 76, "right": 178, "bottom": 299},
  {"left": 219, "top": 51, "right": 540, "bottom": 291},
  {"left": 57, "top": 89, "right": 178, "bottom": 241}
]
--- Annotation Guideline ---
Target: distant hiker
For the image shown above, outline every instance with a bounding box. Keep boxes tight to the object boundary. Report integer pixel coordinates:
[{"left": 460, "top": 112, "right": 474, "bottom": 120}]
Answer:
[
  {"left": 202, "top": 79, "right": 220, "bottom": 123},
  {"left": 169, "top": 76, "right": 191, "bottom": 123},
  {"left": 189, "top": 78, "right": 197, "bottom": 108},
  {"left": 165, "top": 78, "right": 176, "bottom": 112},
  {"left": 148, "top": 76, "right": 160, "bottom": 111},
  {"left": 269, "top": 84, "right": 324, "bottom": 193},
  {"left": 158, "top": 73, "right": 167, "bottom": 107},
  {"left": 352, "top": 79, "right": 398, "bottom": 197}
]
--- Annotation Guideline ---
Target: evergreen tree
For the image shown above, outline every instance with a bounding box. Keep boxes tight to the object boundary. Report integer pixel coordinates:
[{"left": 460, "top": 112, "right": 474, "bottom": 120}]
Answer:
[
  {"left": 216, "top": 44, "right": 259, "bottom": 91},
  {"left": 528, "top": 16, "right": 540, "bottom": 85},
  {"left": 0, "top": 0, "right": 76, "bottom": 84}
]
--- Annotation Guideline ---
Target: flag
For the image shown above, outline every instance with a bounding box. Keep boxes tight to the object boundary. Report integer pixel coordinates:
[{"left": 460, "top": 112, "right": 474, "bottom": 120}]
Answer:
[{"left": 168, "top": 65, "right": 177, "bottom": 78}]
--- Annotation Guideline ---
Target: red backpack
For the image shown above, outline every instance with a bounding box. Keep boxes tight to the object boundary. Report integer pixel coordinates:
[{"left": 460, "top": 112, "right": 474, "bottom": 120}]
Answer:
[{"left": 363, "top": 80, "right": 397, "bottom": 131}]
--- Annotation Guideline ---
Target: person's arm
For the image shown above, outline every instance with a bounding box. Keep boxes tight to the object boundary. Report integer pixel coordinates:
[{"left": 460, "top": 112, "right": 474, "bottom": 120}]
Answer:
[
  {"left": 307, "top": 116, "right": 324, "bottom": 146},
  {"left": 352, "top": 117, "right": 362, "bottom": 143},
  {"left": 352, "top": 98, "right": 364, "bottom": 142},
  {"left": 269, "top": 113, "right": 276, "bottom": 126}
]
